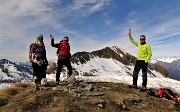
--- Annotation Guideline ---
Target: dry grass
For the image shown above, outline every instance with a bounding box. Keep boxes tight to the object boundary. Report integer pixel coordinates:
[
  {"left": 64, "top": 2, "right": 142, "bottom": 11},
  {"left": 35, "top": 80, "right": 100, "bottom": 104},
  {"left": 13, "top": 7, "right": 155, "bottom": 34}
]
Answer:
[
  {"left": 86, "top": 97, "right": 105, "bottom": 105},
  {"left": 106, "top": 92, "right": 141, "bottom": 105},
  {"left": 1, "top": 83, "right": 30, "bottom": 96},
  {"left": 1, "top": 87, "right": 20, "bottom": 96},
  {"left": 0, "top": 93, "right": 10, "bottom": 106},
  {"left": 12, "top": 82, "right": 29, "bottom": 88},
  {"left": 0, "top": 82, "right": 179, "bottom": 112},
  {"left": 0, "top": 82, "right": 32, "bottom": 107},
  {"left": 42, "top": 104, "right": 65, "bottom": 112}
]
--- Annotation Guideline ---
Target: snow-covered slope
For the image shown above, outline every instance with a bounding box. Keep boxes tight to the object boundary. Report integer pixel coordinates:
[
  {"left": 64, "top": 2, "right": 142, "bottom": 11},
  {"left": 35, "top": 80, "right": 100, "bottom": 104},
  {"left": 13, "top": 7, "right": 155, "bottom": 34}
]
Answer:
[
  {"left": 150, "top": 57, "right": 179, "bottom": 64},
  {"left": 0, "top": 59, "right": 33, "bottom": 88},
  {"left": 150, "top": 57, "right": 180, "bottom": 80},
  {"left": 157, "top": 57, "right": 179, "bottom": 63},
  {"left": 70, "top": 51, "right": 180, "bottom": 94},
  {"left": 71, "top": 46, "right": 171, "bottom": 79},
  {"left": 72, "top": 57, "right": 164, "bottom": 78},
  {"left": 0, "top": 46, "right": 175, "bottom": 90}
]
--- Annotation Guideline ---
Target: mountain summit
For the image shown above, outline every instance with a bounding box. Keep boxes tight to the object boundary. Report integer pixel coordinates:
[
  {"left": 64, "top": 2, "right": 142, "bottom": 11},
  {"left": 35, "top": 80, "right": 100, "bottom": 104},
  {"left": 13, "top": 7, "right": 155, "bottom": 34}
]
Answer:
[{"left": 71, "top": 46, "right": 172, "bottom": 79}]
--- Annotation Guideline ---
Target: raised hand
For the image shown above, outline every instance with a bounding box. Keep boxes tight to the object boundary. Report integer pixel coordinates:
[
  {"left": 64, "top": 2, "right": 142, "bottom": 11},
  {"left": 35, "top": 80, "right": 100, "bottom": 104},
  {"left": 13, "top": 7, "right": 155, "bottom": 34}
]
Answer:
[
  {"left": 50, "top": 35, "right": 54, "bottom": 39},
  {"left": 128, "top": 28, "right": 131, "bottom": 35}
]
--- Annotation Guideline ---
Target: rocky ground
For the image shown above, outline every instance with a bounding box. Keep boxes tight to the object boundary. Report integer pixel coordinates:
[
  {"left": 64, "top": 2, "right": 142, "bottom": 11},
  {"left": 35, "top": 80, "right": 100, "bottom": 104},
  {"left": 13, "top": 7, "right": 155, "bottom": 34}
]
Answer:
[{"left": 0, "top": 80, "right": 180, "bottom": 112}]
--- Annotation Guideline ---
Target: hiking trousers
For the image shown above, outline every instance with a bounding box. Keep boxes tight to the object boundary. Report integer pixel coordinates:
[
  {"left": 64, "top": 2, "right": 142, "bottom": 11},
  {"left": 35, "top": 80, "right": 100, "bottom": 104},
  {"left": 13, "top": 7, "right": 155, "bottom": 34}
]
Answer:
[
  {"left": 32, "top": 62, "right": 47, "bottom": 84},
  {"left": 133, "top": 60, "right": 148, "bottom": 87},
  {"left": 56, "top": 58, "right": 72, "bottom": 82}
]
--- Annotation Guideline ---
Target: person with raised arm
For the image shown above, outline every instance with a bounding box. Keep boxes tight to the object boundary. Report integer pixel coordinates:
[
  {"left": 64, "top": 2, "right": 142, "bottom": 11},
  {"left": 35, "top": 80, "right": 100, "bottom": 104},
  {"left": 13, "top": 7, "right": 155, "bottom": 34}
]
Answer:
[
  {"left": 50, "top": 35, "right": 72, "bottom": 84},
  {"left": 128, "top": 28, "right": 152, "bottom": 92}
]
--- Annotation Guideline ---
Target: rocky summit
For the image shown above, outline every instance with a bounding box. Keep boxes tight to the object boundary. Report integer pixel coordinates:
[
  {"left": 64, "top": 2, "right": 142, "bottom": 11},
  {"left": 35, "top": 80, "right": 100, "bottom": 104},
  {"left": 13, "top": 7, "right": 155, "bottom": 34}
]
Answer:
[{"left": 0, "top": 80, "right": 180, "bottom": 112}]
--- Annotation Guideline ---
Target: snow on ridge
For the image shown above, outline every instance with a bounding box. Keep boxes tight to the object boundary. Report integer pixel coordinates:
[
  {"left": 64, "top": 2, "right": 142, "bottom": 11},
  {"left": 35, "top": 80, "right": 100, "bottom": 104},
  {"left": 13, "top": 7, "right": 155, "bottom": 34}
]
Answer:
[
  {"left": 0, "top": 60, "right": 33, "bottom": 84},
  {"left": 47, "top": 70, "right": 178, "bottom": 94},
  {"left": 110, "top": 46, "right": 126, "bottom": 57},
  {"left": 0, "top": 69, "right": 9, "bottom": 79},
  {"left": 73, "top": 57, "right": 130, "bottom": 76},
  {"left": 75, "top": 75, "right": 180, "bottom": 94},
  {"left": 157, "top": 57, "right": 179, "bottom": 63},
  {"left": 149, "top": 59, "right": 157, "bottom": 64},
  {"left": 1, "top": 57, "right": 180, "bottom": 95},
  {"left": 72, "top": 57, "right": 164, "bottom": 78},
  {"left": 3, "top": 63, "right": 18, "bottom": 72}
]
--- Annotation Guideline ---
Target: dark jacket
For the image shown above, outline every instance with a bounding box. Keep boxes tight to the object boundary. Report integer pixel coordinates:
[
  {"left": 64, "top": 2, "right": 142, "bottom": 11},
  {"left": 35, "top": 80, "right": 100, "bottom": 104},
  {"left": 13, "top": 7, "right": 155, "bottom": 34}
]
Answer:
[{"left": 32, "top": 43, "right": 48, "bottom": 65}]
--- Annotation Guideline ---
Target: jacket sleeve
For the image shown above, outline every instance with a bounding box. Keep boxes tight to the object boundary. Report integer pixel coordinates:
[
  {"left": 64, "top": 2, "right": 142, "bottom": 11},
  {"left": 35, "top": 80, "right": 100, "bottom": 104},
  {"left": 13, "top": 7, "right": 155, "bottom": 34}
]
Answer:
[
  {"left": 145, "top": 44, "right": 152, "bottom": 63},
  {"left": 51, "top": 39, "right": 60, "bottom": 48},
  {"left": 43, "top": 46, "right": 47, "bottom": 59},
  {"left": 44, "top": 47, "right": 48, "bottom": 65},
  {"left": 32, "top": 44, "right": 37, "bottom": 53},
  {"left": 129, "top": 34, "right": 138, "bottom": 46}
]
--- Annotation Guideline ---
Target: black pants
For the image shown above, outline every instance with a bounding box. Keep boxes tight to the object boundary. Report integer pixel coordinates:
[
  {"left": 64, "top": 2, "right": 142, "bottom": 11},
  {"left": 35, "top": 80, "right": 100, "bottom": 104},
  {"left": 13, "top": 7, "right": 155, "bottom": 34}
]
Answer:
[
  {"left": 32, "top": 63, "right": 47, "bottom": 84},
  {"left": 133, "top": 60, "right": 148, "bottom": 87},
  {"left": 56, "top": 58, "right": 72, "bottom": 82}
]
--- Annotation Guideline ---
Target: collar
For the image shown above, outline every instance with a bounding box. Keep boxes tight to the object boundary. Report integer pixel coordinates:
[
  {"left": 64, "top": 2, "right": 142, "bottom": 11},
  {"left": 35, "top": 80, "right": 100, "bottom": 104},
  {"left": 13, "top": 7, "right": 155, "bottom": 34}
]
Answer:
[{"left": 141, "top": 42, "right": 146, "bottom": 45}]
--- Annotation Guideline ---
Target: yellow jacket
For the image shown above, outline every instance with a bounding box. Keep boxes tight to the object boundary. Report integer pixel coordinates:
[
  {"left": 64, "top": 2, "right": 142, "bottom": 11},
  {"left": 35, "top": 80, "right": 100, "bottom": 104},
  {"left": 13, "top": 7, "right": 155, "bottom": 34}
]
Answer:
[{"left": 129, "top": 35, "right": 152, "bottom": 63}]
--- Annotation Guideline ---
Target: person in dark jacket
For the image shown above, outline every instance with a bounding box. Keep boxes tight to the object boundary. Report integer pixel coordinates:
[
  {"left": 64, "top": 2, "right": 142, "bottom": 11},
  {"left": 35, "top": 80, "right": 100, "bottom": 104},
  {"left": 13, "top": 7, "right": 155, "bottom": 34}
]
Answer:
[
  {"left": 50, "top": 35, "right": 72, "bottom": 84},
  {"left": 31, "top": 34, "right": 48, "bottom": 87}
]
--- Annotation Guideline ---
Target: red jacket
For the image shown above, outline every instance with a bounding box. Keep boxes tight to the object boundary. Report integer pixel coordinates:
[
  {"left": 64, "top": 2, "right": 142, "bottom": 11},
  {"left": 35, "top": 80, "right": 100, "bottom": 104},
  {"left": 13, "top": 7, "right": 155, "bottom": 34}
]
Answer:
[{"left": 51, "top": 39, "right": 70, "bottom": 58}]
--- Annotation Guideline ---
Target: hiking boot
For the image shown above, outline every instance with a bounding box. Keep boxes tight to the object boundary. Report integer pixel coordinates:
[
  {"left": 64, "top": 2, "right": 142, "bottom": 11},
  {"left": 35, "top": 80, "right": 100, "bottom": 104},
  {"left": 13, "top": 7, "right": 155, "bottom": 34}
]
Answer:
[
  {"left": 140, "top": 86, "right": 147, "bottom": 92},
  {"left": 33, "top": 82, "right": 41, "bottom": 92},
  {"left": 128, "top": 84, "right": 137, "bottom": 89},
  {"left": 56, "top": 81, "right": 59, "bottom": 85}
]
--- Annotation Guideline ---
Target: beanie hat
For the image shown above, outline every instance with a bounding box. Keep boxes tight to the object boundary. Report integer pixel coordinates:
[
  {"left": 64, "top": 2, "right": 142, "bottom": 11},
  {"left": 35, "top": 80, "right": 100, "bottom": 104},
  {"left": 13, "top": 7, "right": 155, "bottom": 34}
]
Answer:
[{"left": 37, "top": 34, "right": 43, "bottom": 40}]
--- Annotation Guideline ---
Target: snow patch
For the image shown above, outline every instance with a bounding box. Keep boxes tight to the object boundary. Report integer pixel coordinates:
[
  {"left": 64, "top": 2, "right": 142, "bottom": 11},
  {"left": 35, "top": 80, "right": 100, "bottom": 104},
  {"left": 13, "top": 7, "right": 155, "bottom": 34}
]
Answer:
[
  {"left": 157, "top": 57, "right": 179, "bottom": 63},
  {"left": 75, "top": 75, "right": 180, "bottom": 95}
]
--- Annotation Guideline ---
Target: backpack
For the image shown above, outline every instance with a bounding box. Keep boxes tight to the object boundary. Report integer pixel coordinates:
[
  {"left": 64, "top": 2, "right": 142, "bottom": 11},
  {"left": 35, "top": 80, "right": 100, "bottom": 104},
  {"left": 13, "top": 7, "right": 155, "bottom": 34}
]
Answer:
[
  {"left": 158, "top": 88, "right": 177, "bottom": 102},
  {"left": 29, "top": 43, "right": 34, "bottom": 60},
  {"left": 146, "top": 88, "right": 158, "bottom": 97},
  {"left": 57, "top": 41, "right": 70, "bottom": 58}
]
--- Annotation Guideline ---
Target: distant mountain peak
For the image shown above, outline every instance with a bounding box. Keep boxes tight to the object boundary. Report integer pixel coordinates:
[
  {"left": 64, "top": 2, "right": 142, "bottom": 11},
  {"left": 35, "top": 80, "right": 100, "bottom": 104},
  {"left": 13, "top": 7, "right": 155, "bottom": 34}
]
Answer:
[
  {"left": 157, "top": 57, "right": 179, "bottom": 63},
  {"left": 0, "top": 59, "right": 33, "bottom": 85},
  {"left": 71, "top": 46, "right": 136, "bottom": 66},
  {"left": 149, "top": 57, "right": 180, "bottom": 80},
  {"left": 0, "top": 59, "right": 13, "bottom": 65}
]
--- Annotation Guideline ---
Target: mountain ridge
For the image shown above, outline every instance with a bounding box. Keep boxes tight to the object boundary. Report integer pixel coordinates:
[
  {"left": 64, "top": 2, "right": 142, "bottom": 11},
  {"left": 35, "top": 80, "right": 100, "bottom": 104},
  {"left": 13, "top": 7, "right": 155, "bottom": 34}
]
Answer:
[
  {"left": 150, "top": 57, "right": 180, "bottom": 80},
  {"left": 71, "top": 46, "right": 173, "bottom": 79},
  {"left": 0, "top": 46, "right": 175, "bottom": 88}
]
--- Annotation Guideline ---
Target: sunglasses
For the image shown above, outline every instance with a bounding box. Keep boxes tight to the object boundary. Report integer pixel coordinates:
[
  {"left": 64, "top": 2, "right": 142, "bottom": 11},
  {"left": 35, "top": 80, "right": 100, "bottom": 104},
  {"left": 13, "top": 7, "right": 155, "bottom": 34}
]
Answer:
[
  {"left": 140, "top": 39, "right": 145, "bottom": 40},
  {"left": 63, "top": 40, "right": 68, "bottom": 41}
]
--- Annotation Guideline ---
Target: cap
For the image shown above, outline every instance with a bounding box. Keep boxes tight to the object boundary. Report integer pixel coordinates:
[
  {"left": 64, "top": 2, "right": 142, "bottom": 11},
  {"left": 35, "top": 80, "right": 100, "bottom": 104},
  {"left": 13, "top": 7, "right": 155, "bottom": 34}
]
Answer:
[{"left": 37, "top": 34, "right": 43, "bottom": 40}]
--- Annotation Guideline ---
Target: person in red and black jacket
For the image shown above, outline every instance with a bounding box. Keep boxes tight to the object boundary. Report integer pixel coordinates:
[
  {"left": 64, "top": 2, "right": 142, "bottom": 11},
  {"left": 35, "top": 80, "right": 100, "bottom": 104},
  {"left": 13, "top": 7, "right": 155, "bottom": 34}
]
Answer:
[{"left": 50, "top": 35, "right": 72, "bottom": 84}]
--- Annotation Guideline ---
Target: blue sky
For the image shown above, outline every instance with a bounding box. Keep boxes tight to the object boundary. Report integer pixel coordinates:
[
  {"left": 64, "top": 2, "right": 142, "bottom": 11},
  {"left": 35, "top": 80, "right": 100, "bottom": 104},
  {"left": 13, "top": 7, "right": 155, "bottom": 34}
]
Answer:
[{"left": 0, "top": 0, "right": 180, "bottom": 61}]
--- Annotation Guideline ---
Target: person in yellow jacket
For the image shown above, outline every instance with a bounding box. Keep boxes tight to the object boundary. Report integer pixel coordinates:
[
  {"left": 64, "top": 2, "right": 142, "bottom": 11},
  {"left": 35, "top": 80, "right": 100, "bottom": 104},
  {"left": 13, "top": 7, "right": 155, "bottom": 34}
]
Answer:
[{"left": 128, "top": 28, "right": 152, "bottom": 92}]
